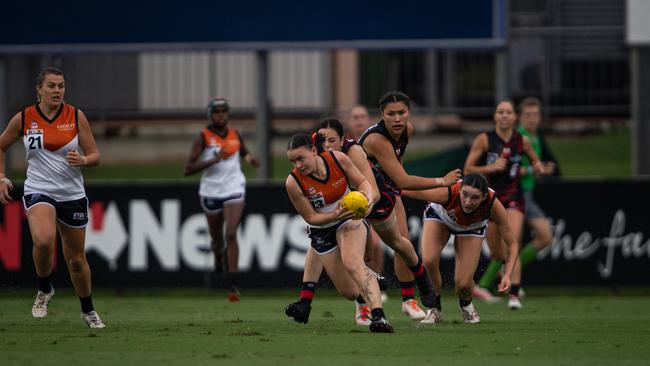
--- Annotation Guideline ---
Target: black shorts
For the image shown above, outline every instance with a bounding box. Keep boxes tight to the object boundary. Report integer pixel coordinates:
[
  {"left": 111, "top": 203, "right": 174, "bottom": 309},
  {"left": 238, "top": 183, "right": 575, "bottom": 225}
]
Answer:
[
  {"left": 23, "top": 194, "right": 89, "bottom": 228},
  {"left": 366, "top": 190, "right": 396, "bottom": 221},
  {"left": 307, "top": 220, "right": 367, "bottom": 255},
  {"left": 200, "top": 193, "right": 244, "bottom": 214}
]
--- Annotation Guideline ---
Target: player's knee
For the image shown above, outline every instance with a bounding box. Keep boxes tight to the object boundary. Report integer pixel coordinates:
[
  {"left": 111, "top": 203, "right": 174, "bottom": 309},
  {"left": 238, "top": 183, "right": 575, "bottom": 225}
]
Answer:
[
  {"left": 455, "top": 278, "right": 473, "bottom": 293},
  {"left": 32, "top": 235, "right": 55, "bottom": 252},
  {"left": 67, "top": 256, "right": 87, "bottom": 273},
  {"left": 341, "top": 257, "right": 363, "bottom": 276},
  {"left": 225, "top": 231, "right": 238, "bottom": 244},
  {"left": 338, "top": 288, "right": 358, "bottom": 301},
  {"left": 422, "top": 256, "right": 439, "bottom": 270}
]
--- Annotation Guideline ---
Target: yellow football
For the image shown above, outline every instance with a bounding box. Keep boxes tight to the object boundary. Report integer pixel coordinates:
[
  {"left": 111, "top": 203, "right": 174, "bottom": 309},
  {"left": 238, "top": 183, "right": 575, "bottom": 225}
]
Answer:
[{"left": 341, "top": 191, "right": 369, "bottom": 219}]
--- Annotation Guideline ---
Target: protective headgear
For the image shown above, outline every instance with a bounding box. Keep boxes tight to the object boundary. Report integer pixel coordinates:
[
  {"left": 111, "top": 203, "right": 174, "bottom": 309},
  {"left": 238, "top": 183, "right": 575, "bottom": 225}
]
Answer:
[{"left": 207, "top": 97, "right": 229, "bottom": 120}]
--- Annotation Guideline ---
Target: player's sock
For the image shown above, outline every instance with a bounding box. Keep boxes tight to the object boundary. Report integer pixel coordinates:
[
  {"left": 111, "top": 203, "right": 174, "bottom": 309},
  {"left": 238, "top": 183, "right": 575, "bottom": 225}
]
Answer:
[
  {"left": 519, "top": 243, "right": 538, "bottom": 267},
  {"left": 299, "top": 282, "right": 317, "bottom": 304},
  {"left": 37, "top": 273, "right": 53, "bottom": 294},
  {"left": 355, "top": 295, "right": 366, "bottom": 305},
  {"left": 370, "top": 307, "right": 386, "bottom": 321},
  {"left": 478, "top": 260, "right": 503, "bottom": 289},
  {"left": 434, "top": 294, "right": 442, "bottom": 311},
  {"left": 459, "top": 297, "right": 472, "bottom": 308},
  {"left": 80, "top": 295, "right": 95, "bottom": 314},
  {"left": 510, "top": 284, "right": 521, "bottom": 297},
  {"left": 407, "top": 258, "right": 426, "bottom": 277},
  {"left": 399, "top": 281, "right": 416, "bottom": 302}
]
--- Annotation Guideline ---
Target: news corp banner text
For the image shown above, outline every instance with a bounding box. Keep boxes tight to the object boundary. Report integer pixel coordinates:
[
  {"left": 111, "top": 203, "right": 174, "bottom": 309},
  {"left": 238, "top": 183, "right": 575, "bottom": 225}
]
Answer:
[{"left": 1, "top": 181, "right": 649, "bottom": 287}]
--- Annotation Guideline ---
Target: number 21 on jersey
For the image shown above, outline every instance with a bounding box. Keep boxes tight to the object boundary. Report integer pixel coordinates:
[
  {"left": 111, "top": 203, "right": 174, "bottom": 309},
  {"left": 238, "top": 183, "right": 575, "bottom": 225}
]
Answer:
[{"left": 26, "top": 129, "right": 44, "bottom": 150}]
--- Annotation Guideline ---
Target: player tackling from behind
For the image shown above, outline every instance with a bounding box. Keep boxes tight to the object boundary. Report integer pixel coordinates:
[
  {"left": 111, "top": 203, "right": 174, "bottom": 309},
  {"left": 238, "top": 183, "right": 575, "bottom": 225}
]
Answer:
[{"left": 403, "top": 173, "right": 519, "bottom": 323}]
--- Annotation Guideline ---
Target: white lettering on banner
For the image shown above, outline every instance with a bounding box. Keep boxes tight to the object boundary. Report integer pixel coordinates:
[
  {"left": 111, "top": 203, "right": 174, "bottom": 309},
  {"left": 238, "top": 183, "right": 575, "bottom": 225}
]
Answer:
[
  {"left": 129, "top": 199, "right": 180, "bottom": 271},
  {"left": 180, "top": 213, "right": 212, "bottom": 270},
  {"left": 86, "top": 202, "right": 128, "bottom": 271},
  {"left": 238, "top": 214, "right": 288, "bottom": 271},
  {"left": 537, "top": 210, "right": 650, "bottom": 278},
  {"left": 284, "top": 216, "right": 311, "bottom": 270}
]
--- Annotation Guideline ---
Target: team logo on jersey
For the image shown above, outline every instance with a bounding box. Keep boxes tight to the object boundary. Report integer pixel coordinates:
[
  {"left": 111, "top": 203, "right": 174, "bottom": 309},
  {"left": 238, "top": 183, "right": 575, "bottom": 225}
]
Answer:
[
  {"left": 56, "top": 122, "right": 75, "bottom": 131},
  {"left": 307, "top": 187, "right": 316, "bottom": 194},
  {"left": 446, "top": 209, "right": 458, "bottom": 222},
  {"left": 309, "top": 192, "right": 325, "bottom": 209},
  {"left": 332, "top": 177, "right": 346, "bottom": 189},
  {"left": 30, "top": 122, "right": 38, "bottom": 129}
]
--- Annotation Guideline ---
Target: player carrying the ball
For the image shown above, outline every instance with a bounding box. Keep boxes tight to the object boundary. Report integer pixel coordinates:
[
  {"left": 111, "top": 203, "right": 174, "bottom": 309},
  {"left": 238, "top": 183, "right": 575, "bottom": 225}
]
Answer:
[
  {"left": 286, "top": 119, "right": 386, "bottom": 326},
  {"left": 285, "top": 132, "right": 393, "bottom": 333}
]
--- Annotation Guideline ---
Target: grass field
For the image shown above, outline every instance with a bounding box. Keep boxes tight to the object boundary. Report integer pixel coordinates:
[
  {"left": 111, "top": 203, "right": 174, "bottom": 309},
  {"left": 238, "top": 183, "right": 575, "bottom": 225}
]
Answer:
[{"left": 1, "top": 288, "right": 649, "bottom": 366}]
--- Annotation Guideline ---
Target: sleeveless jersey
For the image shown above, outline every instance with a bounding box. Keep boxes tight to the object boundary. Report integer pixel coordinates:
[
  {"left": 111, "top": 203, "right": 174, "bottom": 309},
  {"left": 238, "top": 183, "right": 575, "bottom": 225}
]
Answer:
[
  {"left": 341, "top": 138, "right": 357, "bottom": 154},
  {"left": 480, "top": 130, "right": 524, "bottom": 205},
  {"left": 358, "top": 120, "right": 408, "bottom": 195},
  {"left": 290, "top": 151, "right": 350, "bottom": 228},
  {"left": 427, "top": 180, "right": 495, "bottom": 232},
  {"left": 21, "top": 103, "right": 85, "bottom": 201},
  {"left": 199, "top": 126, "right": 246, "bottom": 198}
]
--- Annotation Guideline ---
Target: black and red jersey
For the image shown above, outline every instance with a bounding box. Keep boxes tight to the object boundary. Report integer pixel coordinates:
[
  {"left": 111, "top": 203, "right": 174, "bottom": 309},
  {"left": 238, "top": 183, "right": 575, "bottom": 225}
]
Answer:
[
  {"left": 480, "top": 129, "right": 524, "bottom": 205},
  {"left": 358, "top": 120, "right": 408, "bottom": 195}
]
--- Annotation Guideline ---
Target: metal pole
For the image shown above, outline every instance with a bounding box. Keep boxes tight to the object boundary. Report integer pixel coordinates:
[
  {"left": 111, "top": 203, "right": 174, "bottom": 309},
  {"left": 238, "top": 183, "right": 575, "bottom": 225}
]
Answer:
[
  {"left": 256, "top": 50, "right": 271, "bottom": 180},
  {"left": 425, "top": 50, "right": 439, "bottom": 115},
  {"left": 631, "top": 47, "right": 650, "bottom": 175},
  {"left": 0, "top": 59, "right": 10, "bottom": 177}
]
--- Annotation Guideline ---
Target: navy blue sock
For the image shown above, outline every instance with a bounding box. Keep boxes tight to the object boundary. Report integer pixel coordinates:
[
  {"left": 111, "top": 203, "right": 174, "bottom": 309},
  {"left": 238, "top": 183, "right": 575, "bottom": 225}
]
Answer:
[
  {"left": 510, "top": 284, "right": 521, "bottom": 296},
  {"left": 371, "top": 308, "right": 385, "bottom": 320},
  {"left": 80, "top": 295, "right": 94, "bottom": 314},
  {"left": 459, "top": 297, "right": 472, "bottom": 308},
  {"left": 37, "top": 274, "right": 52, "bottom": 294}
]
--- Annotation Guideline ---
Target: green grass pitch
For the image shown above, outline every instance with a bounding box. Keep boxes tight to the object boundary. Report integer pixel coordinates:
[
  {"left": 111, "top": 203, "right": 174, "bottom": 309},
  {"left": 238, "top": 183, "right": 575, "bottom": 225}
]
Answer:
[{"left": 1, "top": 288, "right": 649, "bottom": 365}]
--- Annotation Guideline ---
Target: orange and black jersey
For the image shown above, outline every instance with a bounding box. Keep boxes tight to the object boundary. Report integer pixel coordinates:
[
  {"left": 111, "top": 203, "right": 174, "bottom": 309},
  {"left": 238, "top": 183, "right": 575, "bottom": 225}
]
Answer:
[
  {"left": 21, "top": 103, "right": 78, "bottom": 151},
  {"left": 290, "top": 151, "right": 349, "bottom": 213},
  {"left": 21, "top": 103, "right": 86, "bottom": 201},
  {"left": 201, "top": 126, "right": 248, "bottom": 158}
]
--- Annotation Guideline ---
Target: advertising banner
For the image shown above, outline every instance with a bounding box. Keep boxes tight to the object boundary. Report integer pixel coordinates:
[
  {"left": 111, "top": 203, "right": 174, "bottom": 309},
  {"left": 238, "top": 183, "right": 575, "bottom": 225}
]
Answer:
[{"left": 1, "top": 180, "right": 649, "bottom": 288}]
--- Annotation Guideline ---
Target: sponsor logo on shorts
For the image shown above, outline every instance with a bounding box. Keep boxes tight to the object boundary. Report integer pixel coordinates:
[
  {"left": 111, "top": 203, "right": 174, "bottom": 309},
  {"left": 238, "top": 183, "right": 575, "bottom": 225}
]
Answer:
[{"left": 73, "top": 212, "right": 87, "bottom": 220}]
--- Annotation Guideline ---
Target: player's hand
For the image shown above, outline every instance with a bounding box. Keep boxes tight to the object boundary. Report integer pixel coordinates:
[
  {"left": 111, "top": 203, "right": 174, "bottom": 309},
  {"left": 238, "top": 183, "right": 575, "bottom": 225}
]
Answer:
[
  {"left": 246, "top": 154, "right": 261, "bottom": 168},
  {"left": 442, "top": 169, "right": 462, "bottom": 186},
  {"left": 542, "top": 161, "right": 556, "bottom": 175},
  {"left": 66, "top": 149, "right": 87, "bottom": 167},
  {"left": 532, "top": 160, "right": 545, "bottom": 175},
  {"left": 334, "top": 204, "right": 355, "bottom": 221},
  {"left": 0, "top": 177, "right": 14, "bottom": 204},
  {"left": 491, "top": 158, "right": 507, "bottom": 172},
  {"left": 497, "top": 276, "right": 511, "bottom": 293},
  {"left": 359, "top": 191, "right": 375, "bottom": 218},
  {"left": 212, "top": 150, "right": 226, "bottom": 163}
]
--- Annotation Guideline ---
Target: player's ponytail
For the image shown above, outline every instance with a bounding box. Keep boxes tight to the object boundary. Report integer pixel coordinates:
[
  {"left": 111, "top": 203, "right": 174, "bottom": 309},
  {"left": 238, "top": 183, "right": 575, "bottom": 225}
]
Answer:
[
  {"left": 311, "top": 132, "right": 326, "bottom": 154},
  {"left": 461, "top": 173, "right": 489, "bottom": 196},
  {"left": 287, "top": 131, "right": 327, "bottom": 153}
]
